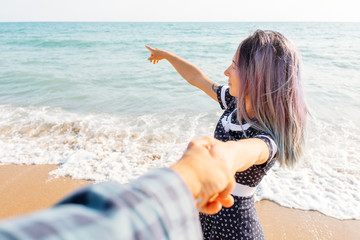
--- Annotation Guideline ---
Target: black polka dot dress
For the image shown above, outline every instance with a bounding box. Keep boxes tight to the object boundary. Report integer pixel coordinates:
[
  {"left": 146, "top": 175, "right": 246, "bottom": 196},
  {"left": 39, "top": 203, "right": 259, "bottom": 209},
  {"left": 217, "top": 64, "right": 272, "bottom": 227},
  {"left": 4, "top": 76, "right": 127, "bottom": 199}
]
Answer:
[{"left": 200, "top": 86, "right": 277, "bottom": 240}]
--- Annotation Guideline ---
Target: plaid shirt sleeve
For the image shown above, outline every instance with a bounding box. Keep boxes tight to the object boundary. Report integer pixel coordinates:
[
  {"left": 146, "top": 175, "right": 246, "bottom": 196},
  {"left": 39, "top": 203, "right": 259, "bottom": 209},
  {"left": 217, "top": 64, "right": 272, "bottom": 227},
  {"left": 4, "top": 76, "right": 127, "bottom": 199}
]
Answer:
[{"left": 0, "top": 168, "right": 202, "bottom": 240}]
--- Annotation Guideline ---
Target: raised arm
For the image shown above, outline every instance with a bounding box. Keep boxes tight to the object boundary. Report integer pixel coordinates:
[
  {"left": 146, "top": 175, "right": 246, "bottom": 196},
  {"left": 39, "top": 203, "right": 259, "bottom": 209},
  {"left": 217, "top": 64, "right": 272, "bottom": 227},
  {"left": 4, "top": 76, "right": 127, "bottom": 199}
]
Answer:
[{"left": 146, "top": 45, "right": 219, "bottom": 101}]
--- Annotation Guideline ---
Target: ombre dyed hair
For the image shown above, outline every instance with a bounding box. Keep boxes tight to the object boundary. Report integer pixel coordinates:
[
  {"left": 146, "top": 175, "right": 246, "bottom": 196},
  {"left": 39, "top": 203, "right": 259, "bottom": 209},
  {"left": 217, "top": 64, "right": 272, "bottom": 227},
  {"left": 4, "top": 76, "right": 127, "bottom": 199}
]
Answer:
[{"left": 235, "top": 30, "right": 307, "bottom": 167}]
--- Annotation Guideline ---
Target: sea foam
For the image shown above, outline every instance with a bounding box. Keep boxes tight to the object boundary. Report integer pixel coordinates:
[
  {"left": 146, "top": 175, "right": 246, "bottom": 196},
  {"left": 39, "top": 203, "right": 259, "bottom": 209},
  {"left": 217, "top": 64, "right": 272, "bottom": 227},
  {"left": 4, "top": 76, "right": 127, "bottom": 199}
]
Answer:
[{"left": 0, "top": 104, "right": 359, "bottom": 220}]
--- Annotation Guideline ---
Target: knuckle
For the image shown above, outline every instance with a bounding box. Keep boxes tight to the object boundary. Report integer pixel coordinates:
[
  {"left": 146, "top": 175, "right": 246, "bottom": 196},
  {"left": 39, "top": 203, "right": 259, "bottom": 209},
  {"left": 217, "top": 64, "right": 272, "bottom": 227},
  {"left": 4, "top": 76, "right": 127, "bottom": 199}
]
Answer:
[{"left": 203, "top": 136, "right": 211, "bottom": 141}]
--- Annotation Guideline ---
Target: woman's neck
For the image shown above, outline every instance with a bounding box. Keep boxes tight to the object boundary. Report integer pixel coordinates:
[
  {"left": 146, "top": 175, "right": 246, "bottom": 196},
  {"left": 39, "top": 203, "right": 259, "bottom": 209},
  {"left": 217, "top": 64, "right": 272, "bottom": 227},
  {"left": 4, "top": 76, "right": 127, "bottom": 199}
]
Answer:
[{"left": 245, "top": 96, "right": 255, "bottom": 119}]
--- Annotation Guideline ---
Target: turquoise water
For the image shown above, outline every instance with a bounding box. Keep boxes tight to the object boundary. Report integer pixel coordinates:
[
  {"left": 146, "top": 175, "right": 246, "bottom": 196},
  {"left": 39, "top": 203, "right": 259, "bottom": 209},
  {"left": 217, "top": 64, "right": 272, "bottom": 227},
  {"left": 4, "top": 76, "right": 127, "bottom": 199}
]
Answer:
[
  {"left": 0, "top": 22, "right": 359, "bottom": 219},
  {"left": 2, "top": 22, "right": 358, "bottom": 116}
]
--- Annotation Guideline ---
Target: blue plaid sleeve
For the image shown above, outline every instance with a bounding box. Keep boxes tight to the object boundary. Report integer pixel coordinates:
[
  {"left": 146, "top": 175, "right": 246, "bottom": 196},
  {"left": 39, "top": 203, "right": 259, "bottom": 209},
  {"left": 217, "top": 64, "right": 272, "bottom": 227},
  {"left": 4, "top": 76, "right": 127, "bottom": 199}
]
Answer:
[{"left": 0, "top": 168, "right": 202, "bottom": 240}]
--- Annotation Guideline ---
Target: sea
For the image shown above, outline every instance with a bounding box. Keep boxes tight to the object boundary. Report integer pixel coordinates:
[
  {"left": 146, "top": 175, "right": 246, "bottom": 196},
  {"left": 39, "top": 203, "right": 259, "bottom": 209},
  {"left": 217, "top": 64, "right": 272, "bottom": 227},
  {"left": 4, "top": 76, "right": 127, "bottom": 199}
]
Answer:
[{"left": 0, "top": 22, "right": 359, "bottom": 220}]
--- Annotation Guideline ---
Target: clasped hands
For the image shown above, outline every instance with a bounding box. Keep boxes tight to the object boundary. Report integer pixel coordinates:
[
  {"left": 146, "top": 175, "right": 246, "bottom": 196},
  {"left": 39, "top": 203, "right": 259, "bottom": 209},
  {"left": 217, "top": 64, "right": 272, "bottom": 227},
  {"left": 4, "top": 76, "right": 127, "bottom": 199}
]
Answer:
[{"left": 170, "top": 137, "right": 237, "bottom": 215}]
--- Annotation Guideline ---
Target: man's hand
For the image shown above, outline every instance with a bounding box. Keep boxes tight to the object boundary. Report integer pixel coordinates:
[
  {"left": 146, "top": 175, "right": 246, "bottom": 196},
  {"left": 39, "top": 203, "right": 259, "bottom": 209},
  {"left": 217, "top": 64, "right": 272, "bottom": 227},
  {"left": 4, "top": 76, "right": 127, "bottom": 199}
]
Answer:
[{"left": 170, "top": 137, "right": 236, "bottom": 215}]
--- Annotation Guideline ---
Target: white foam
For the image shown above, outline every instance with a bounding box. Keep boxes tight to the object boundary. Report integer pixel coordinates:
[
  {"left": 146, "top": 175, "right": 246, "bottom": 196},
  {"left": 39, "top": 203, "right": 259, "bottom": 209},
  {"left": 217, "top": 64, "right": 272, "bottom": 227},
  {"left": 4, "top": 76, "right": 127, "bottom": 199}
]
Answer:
[
  {"left": 256, "top": 115, "right": 360, "bottom": 220},
  {"left": 0, "top": 104, "right": 359, "bottom": 220},
  {"left": 0, "top": 104, "right": 216, "bottom": 183}
]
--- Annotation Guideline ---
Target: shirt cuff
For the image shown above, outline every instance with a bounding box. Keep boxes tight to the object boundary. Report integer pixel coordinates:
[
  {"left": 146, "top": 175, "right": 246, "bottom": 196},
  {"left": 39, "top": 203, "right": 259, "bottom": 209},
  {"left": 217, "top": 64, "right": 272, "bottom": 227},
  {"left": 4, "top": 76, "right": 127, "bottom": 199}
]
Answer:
[
  {"left": 130, "top": 168, "right": 202, "bottom": 239},
  {"left": 253, "top": 134, "right": 278, "bottom": 164}
]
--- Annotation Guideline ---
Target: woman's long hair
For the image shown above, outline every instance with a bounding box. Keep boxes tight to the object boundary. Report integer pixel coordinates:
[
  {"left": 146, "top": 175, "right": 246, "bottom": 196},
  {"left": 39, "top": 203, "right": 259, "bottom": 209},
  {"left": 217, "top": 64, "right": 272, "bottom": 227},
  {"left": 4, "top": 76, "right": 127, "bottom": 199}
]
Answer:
[{"left": 236, "top": 30, "right": 308, "bottom": 167}]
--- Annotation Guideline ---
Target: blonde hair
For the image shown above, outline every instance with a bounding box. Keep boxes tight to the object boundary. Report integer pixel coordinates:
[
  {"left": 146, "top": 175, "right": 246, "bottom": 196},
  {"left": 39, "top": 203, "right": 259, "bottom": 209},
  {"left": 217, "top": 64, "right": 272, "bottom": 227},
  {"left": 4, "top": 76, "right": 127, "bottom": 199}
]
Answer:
[{"left": 236, "top": 30, "right": 307, "bottom": 167}]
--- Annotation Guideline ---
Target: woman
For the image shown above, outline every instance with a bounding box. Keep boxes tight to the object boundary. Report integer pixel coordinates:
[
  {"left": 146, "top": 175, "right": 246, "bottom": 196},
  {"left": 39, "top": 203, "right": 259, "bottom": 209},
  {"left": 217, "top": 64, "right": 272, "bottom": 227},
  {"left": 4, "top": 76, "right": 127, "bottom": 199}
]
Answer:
[{"left": 146, "top": 30, "right": 307, "bottom": 239}]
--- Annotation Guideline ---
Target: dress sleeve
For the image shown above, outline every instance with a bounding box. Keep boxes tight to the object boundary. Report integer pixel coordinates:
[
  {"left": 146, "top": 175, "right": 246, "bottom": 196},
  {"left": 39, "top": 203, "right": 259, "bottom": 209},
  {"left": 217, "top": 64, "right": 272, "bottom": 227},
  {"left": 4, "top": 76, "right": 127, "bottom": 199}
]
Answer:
[
  {"left": 253, "top": 133, "right": 278, "bottom": 167},
  {"left": 0, "top": 168, "right": 202, "bottom": 240},
  {"left": 216, "top": 85, "right": 234, "bottom": 110}
]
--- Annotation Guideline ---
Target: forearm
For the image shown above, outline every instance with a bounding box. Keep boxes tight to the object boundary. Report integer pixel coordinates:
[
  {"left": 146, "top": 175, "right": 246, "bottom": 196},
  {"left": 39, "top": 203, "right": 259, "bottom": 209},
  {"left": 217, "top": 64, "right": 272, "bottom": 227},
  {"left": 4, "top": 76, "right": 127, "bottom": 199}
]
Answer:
[
  {"left": 165, "top": 52, "right": 212, "bottom": 89},
  {"left": 146, "top": 46, "right": 218, "bottom": 100},
  {"left": 220, "top": 138, "right": 270, "bottom": 172},
  {"left": 165, "top": 52, "right": 219, "bottom": 101}
]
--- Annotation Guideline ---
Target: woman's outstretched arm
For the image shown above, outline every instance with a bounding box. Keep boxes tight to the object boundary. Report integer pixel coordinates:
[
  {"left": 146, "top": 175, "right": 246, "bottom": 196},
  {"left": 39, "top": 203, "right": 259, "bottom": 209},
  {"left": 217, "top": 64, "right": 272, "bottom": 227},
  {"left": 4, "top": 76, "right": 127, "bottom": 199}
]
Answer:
[
  {"left": 189, "top": 137, "right": 271, "bottom": 173},
  {"left": 146, "top": 45, "right": 219, "bottom": 101}
]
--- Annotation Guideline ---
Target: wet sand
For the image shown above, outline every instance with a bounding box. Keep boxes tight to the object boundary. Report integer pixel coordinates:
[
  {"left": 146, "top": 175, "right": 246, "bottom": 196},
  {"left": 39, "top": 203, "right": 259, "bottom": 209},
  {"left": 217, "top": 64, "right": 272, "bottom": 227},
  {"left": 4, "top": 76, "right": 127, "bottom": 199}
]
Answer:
[
  {"left": 256, "top": 199, "right": 359, "bottom": 240},
  {"left": 0, "top": 164, "right": 92, "bottom": 218},
  {"left": 0, "top": 164, "right": 359, "bottom": 240}
]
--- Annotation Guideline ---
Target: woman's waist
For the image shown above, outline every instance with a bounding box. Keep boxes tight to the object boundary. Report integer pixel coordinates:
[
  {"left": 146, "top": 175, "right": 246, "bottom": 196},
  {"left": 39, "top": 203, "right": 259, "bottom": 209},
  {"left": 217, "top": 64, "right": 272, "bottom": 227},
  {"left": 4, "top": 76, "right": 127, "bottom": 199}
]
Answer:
[{"left": 231, "top": 182, "right": 256, "bottom": 198}]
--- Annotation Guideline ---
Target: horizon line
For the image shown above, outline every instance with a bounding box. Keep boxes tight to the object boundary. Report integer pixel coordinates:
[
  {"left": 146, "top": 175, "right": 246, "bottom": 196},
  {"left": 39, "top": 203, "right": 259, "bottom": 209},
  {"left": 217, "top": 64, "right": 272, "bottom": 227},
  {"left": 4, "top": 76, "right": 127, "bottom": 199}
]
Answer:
[{"left": 1, "top": 20, "right": 359, "bottom": 23}]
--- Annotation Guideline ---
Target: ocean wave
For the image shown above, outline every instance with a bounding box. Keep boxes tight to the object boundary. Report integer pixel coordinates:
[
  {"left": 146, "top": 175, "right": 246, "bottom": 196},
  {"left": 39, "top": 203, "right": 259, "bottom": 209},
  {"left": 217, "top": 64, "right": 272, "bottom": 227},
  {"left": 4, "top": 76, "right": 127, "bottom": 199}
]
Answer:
[
  {"left": 0, "top": 104, "right": 216, "bottom": 181},
  {"left": 0, "top": 104, "right": 359, "bottom": 219},
  {"left": 257, "top": 115, "right": 360, "bottom": 220}
]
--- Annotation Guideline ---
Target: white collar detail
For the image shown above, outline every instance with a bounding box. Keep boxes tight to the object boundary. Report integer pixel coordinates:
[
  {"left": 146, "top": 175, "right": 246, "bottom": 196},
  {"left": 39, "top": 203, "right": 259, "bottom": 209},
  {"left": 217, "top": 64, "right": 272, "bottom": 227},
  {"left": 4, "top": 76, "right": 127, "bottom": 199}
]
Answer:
[{"left": 221, "top": 111, "right": 252, "bottom": 133}]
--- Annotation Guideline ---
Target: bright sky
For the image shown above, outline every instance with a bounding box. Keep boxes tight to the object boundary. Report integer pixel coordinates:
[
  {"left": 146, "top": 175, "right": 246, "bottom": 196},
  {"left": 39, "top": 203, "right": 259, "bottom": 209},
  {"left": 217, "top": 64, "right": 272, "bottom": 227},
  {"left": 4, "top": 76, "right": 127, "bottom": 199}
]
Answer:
[{"left": 0, "top": 0, "right": 359, "bottom": 22}]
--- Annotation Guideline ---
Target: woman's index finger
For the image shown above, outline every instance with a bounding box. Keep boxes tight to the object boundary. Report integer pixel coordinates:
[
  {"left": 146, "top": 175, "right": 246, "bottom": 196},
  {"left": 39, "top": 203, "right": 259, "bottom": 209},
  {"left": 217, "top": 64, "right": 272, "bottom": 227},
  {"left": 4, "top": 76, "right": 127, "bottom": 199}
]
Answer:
[{"left": 145, "top": 45, "right": 153, "bottom": 51}]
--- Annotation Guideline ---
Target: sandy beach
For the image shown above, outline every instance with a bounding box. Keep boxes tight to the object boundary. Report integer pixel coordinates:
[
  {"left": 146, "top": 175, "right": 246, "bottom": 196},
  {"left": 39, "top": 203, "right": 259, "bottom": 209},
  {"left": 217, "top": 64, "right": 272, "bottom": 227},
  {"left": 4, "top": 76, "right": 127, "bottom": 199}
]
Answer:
[
  {"left": 0, "top": 164, "right": 92, "bottom": 219},
  {"left": 0, "top": 164, "right": 358, "bottom": 240}
]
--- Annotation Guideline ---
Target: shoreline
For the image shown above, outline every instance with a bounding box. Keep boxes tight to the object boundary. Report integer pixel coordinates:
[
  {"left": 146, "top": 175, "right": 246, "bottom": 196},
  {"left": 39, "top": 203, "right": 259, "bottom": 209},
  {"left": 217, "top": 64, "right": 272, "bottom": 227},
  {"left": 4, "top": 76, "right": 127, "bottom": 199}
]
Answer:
[
  {"left": 0, "top": 164, "right": 359, "bottom": 240},
  {"left": 256, "top": 199, "right": 359, "bottom": 240}
]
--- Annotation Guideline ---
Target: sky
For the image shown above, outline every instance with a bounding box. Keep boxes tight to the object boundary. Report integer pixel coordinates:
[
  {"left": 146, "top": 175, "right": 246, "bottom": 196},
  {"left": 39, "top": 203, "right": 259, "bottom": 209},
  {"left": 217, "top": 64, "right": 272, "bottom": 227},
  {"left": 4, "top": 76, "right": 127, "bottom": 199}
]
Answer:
[{"left": 0, "top": 0, "right": 359, "bottom": 22}]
